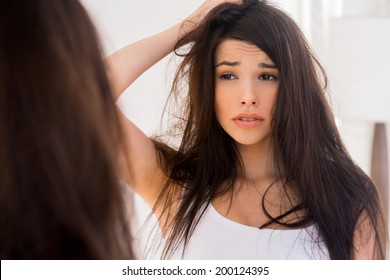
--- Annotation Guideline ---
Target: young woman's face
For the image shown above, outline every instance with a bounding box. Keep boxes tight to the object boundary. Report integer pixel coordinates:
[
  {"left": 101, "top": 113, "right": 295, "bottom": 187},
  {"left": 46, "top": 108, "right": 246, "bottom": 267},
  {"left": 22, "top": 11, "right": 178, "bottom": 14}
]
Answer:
[{"left": 214, "top": 39, "right": 279, "bottom": 147}]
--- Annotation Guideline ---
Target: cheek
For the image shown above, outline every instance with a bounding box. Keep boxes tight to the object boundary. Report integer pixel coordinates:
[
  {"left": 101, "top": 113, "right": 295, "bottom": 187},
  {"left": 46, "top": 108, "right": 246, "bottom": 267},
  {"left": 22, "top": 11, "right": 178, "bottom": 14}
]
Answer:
[
  {"left": 264, "top": 92, "right": 277, "bottom": 116},
  {"left": 214, "top": 90, "right": 225, "bottom": 119}
]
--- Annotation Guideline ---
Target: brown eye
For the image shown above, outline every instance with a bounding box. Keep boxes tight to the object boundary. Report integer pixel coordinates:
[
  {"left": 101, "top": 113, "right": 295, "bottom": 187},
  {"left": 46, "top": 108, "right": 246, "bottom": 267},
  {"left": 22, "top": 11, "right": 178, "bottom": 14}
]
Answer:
[
  {"left": 220, "top": 73, "right": 236, "bottom": 80},
  {"left": 259, "top": 74, "right": 276, "bottom": 80}
]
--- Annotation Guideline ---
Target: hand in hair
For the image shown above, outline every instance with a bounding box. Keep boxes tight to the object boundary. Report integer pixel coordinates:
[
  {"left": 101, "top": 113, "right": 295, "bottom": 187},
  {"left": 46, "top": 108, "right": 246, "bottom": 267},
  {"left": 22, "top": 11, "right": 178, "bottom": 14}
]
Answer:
[{"left": 186, "top": 0, "right": 243, "bottom": 26}]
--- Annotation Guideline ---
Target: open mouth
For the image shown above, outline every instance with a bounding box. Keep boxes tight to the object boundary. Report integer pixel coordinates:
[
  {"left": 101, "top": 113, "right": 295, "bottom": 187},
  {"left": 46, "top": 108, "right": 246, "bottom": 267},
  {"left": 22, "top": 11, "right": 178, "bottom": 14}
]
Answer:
[
  {"left": 238, "top": 117, "right": 258, "bottom": 121},
  {"left": 233, "top": 115, "right": 264, "bottom": 128}
]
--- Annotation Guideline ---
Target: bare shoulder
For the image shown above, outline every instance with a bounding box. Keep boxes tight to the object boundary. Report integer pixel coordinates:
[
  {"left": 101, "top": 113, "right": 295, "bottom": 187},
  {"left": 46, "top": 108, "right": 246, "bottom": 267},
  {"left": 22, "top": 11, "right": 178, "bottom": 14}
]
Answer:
[{"left": 352, "top": 210, "right": 382, "bottom": 259}]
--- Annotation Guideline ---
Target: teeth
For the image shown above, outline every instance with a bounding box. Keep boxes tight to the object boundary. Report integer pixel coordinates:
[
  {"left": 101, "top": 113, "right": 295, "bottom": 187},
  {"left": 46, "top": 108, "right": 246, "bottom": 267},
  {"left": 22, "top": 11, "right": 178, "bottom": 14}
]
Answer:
[{"left": 239, "top": 118, "right": 257, "bottom": 121}]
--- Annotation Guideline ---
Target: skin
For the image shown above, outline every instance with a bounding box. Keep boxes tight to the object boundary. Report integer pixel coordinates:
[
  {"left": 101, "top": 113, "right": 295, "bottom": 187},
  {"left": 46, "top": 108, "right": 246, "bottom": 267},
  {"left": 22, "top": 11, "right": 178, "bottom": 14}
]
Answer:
[
  {"left": 214, "top": 39, "right": 278, "bottom": 152},
  {"left": 213, "top": 39, "right": 284, "bottom": 228}
]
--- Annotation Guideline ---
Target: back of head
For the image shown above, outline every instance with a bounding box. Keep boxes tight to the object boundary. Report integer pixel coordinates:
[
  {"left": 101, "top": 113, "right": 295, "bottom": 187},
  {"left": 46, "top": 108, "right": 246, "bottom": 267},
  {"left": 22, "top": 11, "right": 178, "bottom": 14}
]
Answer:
[{"left": 0, "top": 0, "right": 133, "bottom": 259}]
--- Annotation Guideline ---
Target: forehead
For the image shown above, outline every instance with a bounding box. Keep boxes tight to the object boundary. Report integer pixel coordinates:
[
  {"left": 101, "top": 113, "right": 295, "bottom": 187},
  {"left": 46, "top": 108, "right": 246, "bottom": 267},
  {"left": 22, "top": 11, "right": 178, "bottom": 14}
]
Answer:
[{"left": 215, "top": 39, "right": 273, "bottom": 64}]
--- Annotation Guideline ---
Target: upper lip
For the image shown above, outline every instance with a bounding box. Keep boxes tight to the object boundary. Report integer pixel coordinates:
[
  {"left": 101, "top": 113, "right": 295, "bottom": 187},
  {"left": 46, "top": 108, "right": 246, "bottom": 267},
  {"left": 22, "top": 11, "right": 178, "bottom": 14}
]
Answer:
[{"left": 233, "top": 113, "right": 264, "bottom": 121}]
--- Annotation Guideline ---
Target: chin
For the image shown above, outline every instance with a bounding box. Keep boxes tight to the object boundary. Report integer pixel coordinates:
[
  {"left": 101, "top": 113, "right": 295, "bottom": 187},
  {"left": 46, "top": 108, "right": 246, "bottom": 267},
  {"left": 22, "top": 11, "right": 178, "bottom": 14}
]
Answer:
[
  {"left": 233, "top": 138, "right": 266, "bottom": 146},
  {"left": 231, "top": 133, "right": 271, "bottom": 147}
]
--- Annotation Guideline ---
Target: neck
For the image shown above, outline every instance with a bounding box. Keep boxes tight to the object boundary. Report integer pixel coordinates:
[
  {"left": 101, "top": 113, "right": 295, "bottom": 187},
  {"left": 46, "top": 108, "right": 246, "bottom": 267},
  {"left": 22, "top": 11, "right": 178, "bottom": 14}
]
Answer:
[{"left": 236, "top": 139, "right": 276, "bottom": 184}]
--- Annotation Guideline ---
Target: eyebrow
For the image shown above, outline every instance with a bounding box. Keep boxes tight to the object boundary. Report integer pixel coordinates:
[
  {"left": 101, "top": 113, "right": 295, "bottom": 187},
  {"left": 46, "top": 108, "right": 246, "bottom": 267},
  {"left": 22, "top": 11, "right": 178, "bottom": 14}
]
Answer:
[
  {"left": 215, "top": 61, "right": 240, "bottom": 67},
  {"left": 258, "top": 62, "right": 277, "bottom": 69},
  {"left": 215, "top": 61, "right": 277, "bottom": 69}
]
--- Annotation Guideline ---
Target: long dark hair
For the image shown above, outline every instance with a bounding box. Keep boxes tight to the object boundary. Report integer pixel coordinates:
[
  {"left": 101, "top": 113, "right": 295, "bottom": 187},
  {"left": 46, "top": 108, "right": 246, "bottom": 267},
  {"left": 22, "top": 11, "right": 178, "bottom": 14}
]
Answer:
[
  {"left": 153, "top": 0, "right": 387, "bottom": 259},
  {"left": 0, "top": 0, "right": 134, "bottom": 259}
]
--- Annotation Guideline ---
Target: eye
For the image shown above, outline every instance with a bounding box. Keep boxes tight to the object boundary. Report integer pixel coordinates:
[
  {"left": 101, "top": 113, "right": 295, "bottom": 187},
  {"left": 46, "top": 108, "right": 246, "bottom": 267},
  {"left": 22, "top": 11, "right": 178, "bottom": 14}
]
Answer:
[
  {"left": 219, "top": 73, "right": 237, "bottom": 80},
  {"left": 259, "top": 74, "right": 277, "bottom": 81}
]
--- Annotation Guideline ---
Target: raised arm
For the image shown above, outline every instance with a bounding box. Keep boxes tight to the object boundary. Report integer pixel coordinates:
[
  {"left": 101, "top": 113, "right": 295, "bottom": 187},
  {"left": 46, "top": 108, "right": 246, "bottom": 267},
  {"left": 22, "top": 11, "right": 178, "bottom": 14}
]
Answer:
[
  {"left": 106, "top": 23, "right": 181, "bottom": 100},
  {"left": 107, "top": 0, "right": 242, "bottom": 207}
]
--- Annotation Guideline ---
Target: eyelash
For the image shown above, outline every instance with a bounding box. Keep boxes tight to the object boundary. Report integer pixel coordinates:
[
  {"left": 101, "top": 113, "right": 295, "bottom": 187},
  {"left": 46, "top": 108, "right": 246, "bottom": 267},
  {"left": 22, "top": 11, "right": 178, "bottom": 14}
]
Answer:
[
  {"left": 219, "top": 73, "right": 277, "bottom": 81},
  {"left": 220, "top": 73, "right": 236, "bottom": 80},
  {"left": 260, "top": 74, "right": 277, "bottom": 81}
]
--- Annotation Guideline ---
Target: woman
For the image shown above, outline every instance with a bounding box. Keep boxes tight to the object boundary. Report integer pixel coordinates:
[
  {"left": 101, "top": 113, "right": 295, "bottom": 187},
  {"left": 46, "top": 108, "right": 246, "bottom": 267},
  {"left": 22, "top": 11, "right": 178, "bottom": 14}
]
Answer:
[
  {"left": 108, "top": 0, "right": 387, "bottom": 259},
  {"left": 0, "top": 0, "right": 134, "bottom": 259}
]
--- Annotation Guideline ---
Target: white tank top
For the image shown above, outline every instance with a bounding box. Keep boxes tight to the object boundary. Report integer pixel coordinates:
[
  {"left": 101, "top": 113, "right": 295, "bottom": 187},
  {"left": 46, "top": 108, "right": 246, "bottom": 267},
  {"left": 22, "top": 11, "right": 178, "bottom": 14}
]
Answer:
[{"left": 134, "top": 203, "right": 330, "bottom": 260}]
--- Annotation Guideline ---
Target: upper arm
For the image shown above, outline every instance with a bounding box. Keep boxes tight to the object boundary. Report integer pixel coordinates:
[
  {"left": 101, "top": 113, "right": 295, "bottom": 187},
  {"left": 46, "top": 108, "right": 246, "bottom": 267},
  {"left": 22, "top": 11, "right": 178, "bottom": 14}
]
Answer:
[
  {"left": 118, "top": 110, "right": 166, "bottom": 208},
  {"left": 352, "top": 211, "right": 378, "bottom": 259}
]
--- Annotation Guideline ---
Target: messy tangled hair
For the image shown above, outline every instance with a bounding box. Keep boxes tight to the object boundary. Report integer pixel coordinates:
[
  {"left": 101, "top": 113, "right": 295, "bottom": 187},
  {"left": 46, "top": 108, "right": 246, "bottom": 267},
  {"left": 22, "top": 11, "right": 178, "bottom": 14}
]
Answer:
[
  {"left": 0, "top": 0, "right": 134, "bottom": 259},
  {"left": 153, "top": 0, "right": 387, "bottom": 259}
]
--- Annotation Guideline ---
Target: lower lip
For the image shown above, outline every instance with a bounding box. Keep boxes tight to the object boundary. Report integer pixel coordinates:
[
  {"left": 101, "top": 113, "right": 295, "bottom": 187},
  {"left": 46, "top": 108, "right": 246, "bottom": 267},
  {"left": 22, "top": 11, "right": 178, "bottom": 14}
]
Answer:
[{"left": 233, "top": 119, "right": 264, "bottom": 128}]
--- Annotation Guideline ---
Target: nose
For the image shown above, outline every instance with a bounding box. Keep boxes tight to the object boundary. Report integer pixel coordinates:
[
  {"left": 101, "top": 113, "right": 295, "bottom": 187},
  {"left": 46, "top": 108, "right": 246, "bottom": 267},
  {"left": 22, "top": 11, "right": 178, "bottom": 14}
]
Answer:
[{"left": 240, "top": 82, "right": 258, "bottom": 106}]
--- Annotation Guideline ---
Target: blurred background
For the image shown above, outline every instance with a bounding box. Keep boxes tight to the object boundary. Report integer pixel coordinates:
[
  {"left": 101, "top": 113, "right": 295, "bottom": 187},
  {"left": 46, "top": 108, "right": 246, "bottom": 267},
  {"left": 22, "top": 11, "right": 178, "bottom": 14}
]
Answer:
[{"left": 81, "top": 0, "right": 390, "bottom": 242}]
